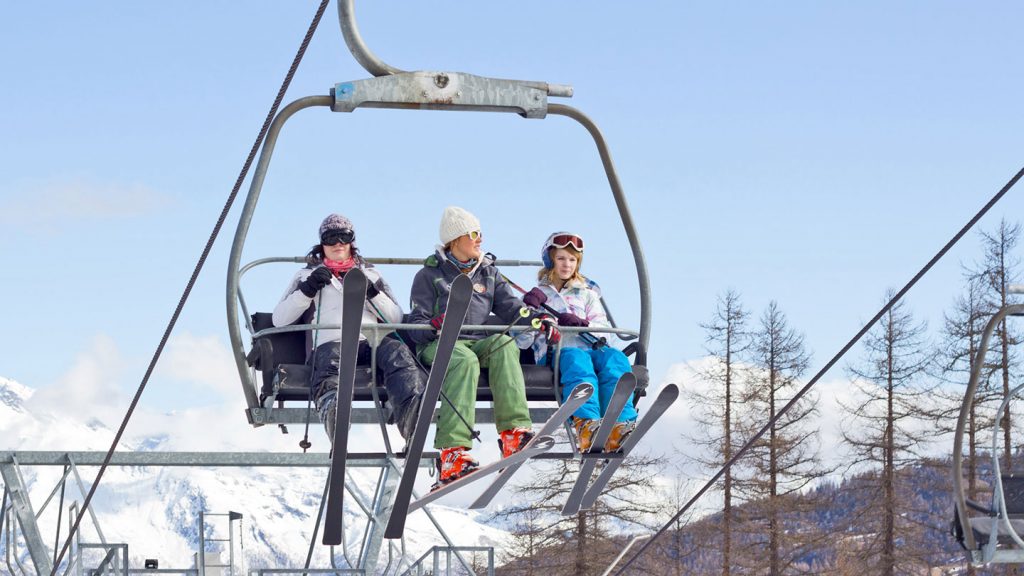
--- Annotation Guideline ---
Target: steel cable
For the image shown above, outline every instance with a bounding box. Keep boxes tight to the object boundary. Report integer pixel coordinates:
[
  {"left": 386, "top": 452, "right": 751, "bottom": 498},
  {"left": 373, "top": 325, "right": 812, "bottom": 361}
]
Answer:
[
  {"left": 614, "top": 164, "right": 1024, "bottom": 574},
  {"left": 50, "top": 2, "right": 331, "bottom": 573}
]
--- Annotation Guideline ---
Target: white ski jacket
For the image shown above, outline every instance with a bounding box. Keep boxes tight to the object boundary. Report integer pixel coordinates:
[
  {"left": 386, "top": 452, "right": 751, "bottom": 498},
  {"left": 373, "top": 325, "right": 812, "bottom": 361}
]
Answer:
[{"left": 273, "top": 264, "right": 403, "bottom": 347}]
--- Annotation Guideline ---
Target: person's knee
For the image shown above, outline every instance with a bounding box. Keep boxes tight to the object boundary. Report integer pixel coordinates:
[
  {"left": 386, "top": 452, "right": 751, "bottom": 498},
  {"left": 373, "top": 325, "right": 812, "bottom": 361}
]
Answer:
[{"left": 449, "top": 344, "right": 480, "bottom": 371}]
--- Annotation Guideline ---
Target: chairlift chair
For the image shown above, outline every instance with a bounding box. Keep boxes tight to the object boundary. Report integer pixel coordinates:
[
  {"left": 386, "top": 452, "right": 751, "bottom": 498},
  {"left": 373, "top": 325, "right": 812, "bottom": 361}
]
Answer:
[
  {"left": 225, "top": 1, "right": 653, "bottom": 443},
  {"left": 951, "top": 284, "right": 1024, "bottom": 564}
]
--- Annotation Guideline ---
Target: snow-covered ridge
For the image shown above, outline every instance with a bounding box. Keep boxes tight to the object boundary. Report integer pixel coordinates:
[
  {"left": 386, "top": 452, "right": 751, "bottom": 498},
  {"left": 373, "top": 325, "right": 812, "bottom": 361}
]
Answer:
[{"left": 0, "top": 375, "right": 33, "bottom": 411}]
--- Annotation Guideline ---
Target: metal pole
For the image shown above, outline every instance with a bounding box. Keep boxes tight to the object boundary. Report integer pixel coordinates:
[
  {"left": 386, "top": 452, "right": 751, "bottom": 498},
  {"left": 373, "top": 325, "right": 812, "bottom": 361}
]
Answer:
[
  {"left": 601, "top": 535, "right": 650, "bottom": 576},
  {"left": 547, "top": 104, "right": 651, "bottom": 355},
  {"left": 198, "top": 512, "right": 205, "bottom": 576},
  {"left": 226, "top": 96, "right": 333, "bottom": 412}
]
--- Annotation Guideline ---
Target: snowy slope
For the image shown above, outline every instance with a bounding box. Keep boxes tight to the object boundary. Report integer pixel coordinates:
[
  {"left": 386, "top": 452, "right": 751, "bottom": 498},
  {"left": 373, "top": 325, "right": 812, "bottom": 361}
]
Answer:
[{"left": 0, "top": 376, "right": 510, "bottom": 573}]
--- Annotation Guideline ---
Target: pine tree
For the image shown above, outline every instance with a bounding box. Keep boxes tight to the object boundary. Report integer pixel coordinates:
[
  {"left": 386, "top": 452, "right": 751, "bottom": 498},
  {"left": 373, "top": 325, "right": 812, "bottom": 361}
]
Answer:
[
  {"left": 494, "top": 452, "right": 664, "bottom": 576},
  {"left": 733, "top": 301, "right": 829, "bottom": 575},
  {"left": 973, "top": 219, "right": 1022, "bottom": 467},
  {"left": 684, "top": 290, "right": 750, "bottom": 576},
  {"left": 839, "top": 294, "right": 939, "bottom": 574},
  {"left": 938, "top": 274, "right": 996, "bottom": 507}
]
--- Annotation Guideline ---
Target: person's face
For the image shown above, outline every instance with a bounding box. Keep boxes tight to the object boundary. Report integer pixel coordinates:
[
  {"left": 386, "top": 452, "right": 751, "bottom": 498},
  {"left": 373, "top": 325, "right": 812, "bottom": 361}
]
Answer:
[
  {"left": 322, "top": 236, "right": 352, "bottom": 261},
  {"left": 552, "top": 248, "right": 578, "bottom": 281},
  {"left": 452, "top": 230, "right": 483, "bottom": 261}
]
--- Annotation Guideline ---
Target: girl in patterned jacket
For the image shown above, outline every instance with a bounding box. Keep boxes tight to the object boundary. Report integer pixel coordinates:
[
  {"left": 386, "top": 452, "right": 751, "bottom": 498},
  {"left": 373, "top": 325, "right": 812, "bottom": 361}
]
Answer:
[{"left": 521, "top": 231, "right": 638, "bottom": 452}]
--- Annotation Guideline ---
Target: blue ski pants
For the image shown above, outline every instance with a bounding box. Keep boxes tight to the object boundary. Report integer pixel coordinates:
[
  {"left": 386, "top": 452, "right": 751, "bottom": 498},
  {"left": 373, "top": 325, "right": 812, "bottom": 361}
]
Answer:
[{"left": 560, "top": 347, "right": 638, "bottom": 422}]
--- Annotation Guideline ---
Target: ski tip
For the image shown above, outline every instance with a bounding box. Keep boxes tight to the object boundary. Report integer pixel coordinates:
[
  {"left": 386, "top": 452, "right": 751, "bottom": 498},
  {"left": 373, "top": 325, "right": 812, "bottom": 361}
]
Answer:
[
  {"left": 570, "top": 382, "right": 595, "bottom": 401},
  {"left": 661, "top": 382, "right": 680, "bottom": 399}
]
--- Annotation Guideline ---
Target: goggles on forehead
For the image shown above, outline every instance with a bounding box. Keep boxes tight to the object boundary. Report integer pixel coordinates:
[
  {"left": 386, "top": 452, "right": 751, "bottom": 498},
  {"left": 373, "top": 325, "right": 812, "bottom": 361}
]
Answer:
[
  {"left": 548, "top": 233, "right": 584, "bottom": 252},
  {"left": 321, "top": 228, "right": 355, "bottom": 246}
]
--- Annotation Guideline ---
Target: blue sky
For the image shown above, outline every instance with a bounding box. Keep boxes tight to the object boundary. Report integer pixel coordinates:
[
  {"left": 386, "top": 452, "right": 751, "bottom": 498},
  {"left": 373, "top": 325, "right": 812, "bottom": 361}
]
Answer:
[{"left": 3, "top": 2, "right": 1023, "bottom": 428}]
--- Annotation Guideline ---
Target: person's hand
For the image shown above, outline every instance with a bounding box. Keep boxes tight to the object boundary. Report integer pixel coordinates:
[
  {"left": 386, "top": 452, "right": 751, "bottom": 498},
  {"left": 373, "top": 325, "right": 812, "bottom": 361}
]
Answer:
[
  {"left": 430, "top": 314, "right": 445, "bottom": 331},
  {"left": 557, "top": 312, "right": 589, "bottom": 327},
  {"left": 298, "top": 266, "right": 332, "bottom": 297},
  {"left": 365, "top": 281, "right": 380, "bottom": 300},
  {"left": 535, "top": 314, "right": 561, "bottom": 345},
  {"left": 522, "top": 287, "right": 548, "bottom": 309}
]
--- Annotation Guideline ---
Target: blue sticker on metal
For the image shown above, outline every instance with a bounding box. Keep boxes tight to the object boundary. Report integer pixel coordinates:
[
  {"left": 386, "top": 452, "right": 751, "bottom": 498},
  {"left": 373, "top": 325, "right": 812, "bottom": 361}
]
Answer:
[{"left": 335, "top": 83, "right": 355, "bottom": 100}]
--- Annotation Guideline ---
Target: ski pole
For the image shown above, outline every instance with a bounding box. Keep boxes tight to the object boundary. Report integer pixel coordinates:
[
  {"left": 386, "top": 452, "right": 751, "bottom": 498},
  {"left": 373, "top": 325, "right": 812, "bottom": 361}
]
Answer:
[
  {"left": 477, "top": 307, "right": 532, "bottom": 364},
  {"left": 499, "top": 273, "right": 606, "bottom": 349},
  {"left": 366, "top": 299, "right": 482, "bottom": 443},
  {"left": 298, "top": 292, "right": 325, "bottom": 452}
]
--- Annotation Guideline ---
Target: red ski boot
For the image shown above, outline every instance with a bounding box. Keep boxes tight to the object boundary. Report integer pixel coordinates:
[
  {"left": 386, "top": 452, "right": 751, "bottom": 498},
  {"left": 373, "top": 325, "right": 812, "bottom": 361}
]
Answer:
[
  {"left": 432, "top": 447, "right": 479, "bottom": 490},
  {"left": 498, "top": 427, "right": 536, "bottom": 459}
]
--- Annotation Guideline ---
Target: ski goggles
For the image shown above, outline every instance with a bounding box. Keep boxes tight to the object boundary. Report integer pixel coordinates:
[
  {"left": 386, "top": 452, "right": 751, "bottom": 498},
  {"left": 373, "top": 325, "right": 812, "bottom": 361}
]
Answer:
[
  {"left": 465, "top": 230, "right": 482, "bottom": 241},
  {"left": 321, "top": 228, "right": 355, "bottom": 246},
  {"left": 548, "top": 233, "right": 584, "bottom": 252}
]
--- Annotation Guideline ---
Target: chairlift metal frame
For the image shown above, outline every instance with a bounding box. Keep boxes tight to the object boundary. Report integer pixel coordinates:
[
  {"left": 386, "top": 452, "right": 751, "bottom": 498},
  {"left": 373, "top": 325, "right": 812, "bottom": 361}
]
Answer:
[{"left": 226, "top": 0, "right": 652, "bottom": 431}]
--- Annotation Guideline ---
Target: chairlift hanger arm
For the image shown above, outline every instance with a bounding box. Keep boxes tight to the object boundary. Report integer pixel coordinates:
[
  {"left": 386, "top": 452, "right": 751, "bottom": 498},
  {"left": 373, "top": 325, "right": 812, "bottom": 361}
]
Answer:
[{"left": 336, "top": 0, "right": 570, "bottom": 102}]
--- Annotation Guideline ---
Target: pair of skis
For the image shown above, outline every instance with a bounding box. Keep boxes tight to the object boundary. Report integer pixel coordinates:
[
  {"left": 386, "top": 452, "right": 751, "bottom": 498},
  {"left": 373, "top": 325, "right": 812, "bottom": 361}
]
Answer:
[
  {"left": 560, "top": 376, "right": 680, "bottom": 516},
  {"left": 323, "top": 269, "right": 472, "bottom": 544}
]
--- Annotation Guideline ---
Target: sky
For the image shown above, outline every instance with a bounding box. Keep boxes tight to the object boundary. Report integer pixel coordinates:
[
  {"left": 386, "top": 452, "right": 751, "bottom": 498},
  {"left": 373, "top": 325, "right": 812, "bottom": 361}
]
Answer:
[{"left": 2, "top": 2, "right": 1024, "bottom": 492}]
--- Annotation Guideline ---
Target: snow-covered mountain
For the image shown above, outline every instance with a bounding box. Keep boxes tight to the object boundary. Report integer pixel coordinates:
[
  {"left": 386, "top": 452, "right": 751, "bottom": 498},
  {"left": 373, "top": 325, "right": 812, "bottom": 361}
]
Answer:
[{"left": 0, "top": 376, "right": 510, "bottom": 573}]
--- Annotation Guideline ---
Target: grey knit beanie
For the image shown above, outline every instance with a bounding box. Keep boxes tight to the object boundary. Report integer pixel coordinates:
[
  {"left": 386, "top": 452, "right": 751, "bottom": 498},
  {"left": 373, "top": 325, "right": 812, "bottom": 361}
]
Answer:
[
  {"left": 319, "top": 213, "right": 357, "bottom": 248},
  {"left": 320, "top": 213, "right": 354, "bottom": 237}
]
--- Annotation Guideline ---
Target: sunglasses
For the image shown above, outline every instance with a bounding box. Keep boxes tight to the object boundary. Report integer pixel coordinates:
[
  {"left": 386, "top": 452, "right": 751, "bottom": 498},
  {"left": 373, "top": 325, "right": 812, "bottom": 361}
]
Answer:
[
  {"left": 549, "top": 234, "right": 584, "bottom": 252},
  {"left": 321, "top": 228, "right": 355, "bottom": 246},
  {"left": 466, "top": 230, "right": 482, "bottom": 241}
]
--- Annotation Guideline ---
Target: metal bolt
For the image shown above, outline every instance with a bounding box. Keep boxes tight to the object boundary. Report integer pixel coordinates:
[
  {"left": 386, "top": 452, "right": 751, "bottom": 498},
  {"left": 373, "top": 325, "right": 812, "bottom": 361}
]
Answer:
[{"left": 434, "top": 73, "right": 450, "bottom": 89}]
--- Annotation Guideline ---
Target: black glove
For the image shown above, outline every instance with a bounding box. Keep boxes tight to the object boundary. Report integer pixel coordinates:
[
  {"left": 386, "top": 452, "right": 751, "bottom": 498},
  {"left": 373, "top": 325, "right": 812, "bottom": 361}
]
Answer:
[
  {"left": 557, "top": 311, "right": 589, "bottom": 327},
  {"left": 365, "top": 281, "right": 380, "bottom": 300},
  {"left": 297, "top": 266, "right": 332, "bottom": 297}
]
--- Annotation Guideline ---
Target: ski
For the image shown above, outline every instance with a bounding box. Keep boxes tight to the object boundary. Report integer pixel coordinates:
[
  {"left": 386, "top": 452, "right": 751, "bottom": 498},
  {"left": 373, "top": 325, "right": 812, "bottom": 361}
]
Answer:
[
  {"left": 411, "top": 436, "right": 555, "bottom": 512},
  {"left": 383, "top": 274, "right": 473, "bottom": 539},
  {"left": 468, "top": 383, "right": 595, "bottom": 509},
  {"left": 323, "top": 268, "right": 368, "bottom": 545},
  {"left": 561, "top": 372, "right": 637, "bottom": 516},
  {"left": 577, "top": 383, "right": 680, "bottom": 511}
]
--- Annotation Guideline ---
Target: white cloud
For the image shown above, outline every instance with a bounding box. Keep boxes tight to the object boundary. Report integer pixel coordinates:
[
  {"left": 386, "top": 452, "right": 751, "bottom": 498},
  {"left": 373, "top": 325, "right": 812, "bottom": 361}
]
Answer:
[
  {"left": 0, "top": 177, "right": 170, "bottom": 230},
  {"left": 162, "top": 332, "right": 242, "bottom": 401},
  {"left": 27, "top": 333, "right": 127, "bottom": 423}
]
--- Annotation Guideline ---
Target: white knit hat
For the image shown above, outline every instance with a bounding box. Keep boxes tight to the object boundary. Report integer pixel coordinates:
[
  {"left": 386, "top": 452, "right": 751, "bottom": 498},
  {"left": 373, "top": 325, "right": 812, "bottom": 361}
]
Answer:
[{"left": 439, "top": 206, "right": 481, "bottom": 245}]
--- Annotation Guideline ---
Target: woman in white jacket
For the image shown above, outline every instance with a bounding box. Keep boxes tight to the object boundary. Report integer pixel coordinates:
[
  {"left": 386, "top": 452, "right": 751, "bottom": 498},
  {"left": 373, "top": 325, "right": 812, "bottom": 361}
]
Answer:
[
  {"left": 273, "top": 214, "right": 424, "bottom": 444},
  {"left": 521, "top": 232, "right": 637, "bottom": 452}
]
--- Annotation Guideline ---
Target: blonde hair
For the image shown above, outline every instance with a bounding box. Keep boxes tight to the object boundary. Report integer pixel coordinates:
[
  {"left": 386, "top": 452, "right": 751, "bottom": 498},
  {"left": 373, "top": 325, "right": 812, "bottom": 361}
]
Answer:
[{"left": 538, "top": 245, "right": 586, "bottom": 285}]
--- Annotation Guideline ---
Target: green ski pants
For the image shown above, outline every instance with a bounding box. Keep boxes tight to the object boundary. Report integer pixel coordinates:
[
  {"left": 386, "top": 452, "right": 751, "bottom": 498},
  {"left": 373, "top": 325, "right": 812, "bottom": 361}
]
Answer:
[{"left": 420, "top": 334, "right": 533, "bottom": 449}]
